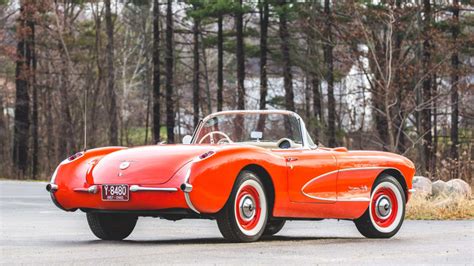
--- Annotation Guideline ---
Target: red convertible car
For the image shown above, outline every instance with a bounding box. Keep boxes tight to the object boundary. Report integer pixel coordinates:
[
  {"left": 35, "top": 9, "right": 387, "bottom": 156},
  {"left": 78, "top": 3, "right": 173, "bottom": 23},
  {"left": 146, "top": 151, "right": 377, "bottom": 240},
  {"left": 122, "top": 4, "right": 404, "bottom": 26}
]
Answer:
[{"left": 47, "top": 110, "right": 415, "bottom": 242}]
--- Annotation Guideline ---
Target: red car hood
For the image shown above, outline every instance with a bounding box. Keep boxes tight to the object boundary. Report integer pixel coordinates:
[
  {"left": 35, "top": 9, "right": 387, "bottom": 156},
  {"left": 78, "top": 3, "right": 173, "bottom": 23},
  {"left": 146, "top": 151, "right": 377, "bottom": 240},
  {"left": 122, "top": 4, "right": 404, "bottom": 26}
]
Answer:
[{"left": 91, "top": 145, "right": 214, "bottom": 185}]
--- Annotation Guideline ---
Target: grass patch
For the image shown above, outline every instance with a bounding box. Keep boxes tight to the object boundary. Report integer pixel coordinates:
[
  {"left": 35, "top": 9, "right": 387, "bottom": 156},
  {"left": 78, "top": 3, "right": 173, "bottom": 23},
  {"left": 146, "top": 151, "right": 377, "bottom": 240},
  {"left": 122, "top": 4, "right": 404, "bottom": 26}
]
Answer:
[{"left": 406, "top": 195, "right": 474, "bottom": 220}]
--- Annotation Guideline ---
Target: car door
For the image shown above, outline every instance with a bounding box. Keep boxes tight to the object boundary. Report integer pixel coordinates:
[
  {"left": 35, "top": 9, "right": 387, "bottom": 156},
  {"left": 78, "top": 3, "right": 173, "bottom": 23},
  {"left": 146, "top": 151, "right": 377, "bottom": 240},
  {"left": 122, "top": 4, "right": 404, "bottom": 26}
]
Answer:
[{"left": 273, "top": 148, "right": 338, "bottom": 203}]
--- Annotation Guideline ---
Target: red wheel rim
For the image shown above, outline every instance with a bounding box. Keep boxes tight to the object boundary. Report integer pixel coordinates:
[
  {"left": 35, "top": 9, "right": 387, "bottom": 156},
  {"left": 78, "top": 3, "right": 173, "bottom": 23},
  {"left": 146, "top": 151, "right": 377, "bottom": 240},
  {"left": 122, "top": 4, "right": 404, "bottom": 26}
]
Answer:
[
  {"left": 370, "top": 187, "right": 398, "bottom": 228},
  {"left": 235, "top": 185, "right": 261, "bottom": 231}
]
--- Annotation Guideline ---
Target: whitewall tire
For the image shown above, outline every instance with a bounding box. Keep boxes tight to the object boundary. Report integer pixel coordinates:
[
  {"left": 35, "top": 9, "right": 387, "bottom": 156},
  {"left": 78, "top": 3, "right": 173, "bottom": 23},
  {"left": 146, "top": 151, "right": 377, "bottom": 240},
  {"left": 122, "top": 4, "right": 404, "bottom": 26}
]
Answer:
[
  {"left": 216, "top": 171, "right": 268, "bottom": 242},
  {"left": 354, "top": 175, "right": 406, "bottom": 238}
]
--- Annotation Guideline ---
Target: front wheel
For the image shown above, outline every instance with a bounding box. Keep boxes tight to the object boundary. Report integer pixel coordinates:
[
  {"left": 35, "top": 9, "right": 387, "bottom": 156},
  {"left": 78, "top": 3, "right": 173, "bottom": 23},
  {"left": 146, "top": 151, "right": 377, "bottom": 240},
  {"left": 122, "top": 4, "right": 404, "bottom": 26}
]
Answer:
[
  {"left": 354, "top": 175, "right": 406, "bottom": 238},
  {"left": 216, "top": 171, "right": 268, "bottom": 242},
  {"left": 87, "top": 213, "right": 138, "bottom": 240}
]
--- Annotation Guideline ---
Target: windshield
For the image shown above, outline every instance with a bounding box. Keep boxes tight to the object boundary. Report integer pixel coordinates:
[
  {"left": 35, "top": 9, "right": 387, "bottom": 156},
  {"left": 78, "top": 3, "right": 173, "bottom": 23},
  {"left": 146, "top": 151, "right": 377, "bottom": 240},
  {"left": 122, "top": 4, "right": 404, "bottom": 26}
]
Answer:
[{"left": 193, "top": 112, "right": 304, "bottom": 148}]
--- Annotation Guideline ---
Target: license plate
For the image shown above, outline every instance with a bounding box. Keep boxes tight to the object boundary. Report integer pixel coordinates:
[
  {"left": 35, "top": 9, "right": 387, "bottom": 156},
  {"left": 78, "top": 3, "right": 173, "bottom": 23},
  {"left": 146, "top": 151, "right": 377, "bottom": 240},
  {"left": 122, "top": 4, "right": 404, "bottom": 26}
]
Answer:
[{"left": 101, "top": 184, "right": 129, "bottom": 201}]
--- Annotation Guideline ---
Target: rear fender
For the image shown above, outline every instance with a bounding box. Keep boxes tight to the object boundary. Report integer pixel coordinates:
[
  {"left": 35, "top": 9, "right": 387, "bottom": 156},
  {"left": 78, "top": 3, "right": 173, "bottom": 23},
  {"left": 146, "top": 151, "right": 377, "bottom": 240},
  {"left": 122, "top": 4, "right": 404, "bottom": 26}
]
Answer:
[
  {"left": 187, "top": 147, "right": 287, "bottom": 214},
  {"left": 50, "top": 147, "right": 126, "bottom": 210}
]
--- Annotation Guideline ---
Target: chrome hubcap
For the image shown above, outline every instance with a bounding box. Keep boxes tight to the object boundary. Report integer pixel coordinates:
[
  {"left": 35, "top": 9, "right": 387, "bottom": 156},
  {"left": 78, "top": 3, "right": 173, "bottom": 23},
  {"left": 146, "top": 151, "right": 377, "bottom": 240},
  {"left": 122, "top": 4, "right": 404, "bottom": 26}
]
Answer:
[
  {"left": 375, "top": 196, "right": 391, "bottom": 218},
  {"left": 240, "top": 196, "right": 256, "bottom": 220}
]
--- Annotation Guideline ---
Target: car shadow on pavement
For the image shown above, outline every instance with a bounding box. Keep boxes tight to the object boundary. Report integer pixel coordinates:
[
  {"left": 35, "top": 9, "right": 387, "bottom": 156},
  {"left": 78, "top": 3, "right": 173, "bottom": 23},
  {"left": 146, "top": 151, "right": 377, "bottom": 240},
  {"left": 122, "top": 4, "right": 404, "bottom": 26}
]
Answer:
[{"left": 85, "top": 235, "right": 367, "bottom": 246}]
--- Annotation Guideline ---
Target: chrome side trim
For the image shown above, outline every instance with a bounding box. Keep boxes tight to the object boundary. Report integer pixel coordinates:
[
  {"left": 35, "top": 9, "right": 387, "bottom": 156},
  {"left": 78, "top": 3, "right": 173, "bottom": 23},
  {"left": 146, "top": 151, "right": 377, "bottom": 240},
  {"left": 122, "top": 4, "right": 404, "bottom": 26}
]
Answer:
[
  {"left": 408, "top": 188, "right": 416, "bottom": 193},
  {"left": 184, "top": 193, "right": 200, "bottom": 214},
  {"left": 50, "top": 166, "right": 59, "bottom": 184},
  {"left": 301, "top": 169, "right": 339, "bottom": 201},
  {"left": 336, "top": 197, "right": 370, "bottom": 202},
  {"left": 301, "top": 167, "right": 397, "bottom": 202},
  {"left": 129, "top": 185, "right": 178, "bottom": 192},
  {"left": 182, "top": 167, "right": 200, "bottom": 214},
  {"left": 73, "top": 185, "right": 99, "bottom": 194}
]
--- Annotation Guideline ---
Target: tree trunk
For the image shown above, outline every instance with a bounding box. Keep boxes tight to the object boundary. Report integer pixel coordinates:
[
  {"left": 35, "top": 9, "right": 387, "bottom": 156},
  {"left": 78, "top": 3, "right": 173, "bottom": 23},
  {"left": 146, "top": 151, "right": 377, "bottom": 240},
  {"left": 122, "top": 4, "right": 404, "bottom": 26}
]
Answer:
[
  {"left": 312, "top": 76, "right": 322, "bottom": 143},
  {"left": 152, "top": 0, "right": 161, "bottom": 143},
  {"left": 165, "top": 0, "right": 175, "bottom": 143},
  {"left": 0, "top": 89, "right": 6, "bottom": 162},
  {"left": 304, "top": 75, "right": 311, "bottom": 120},
  {"left": 217, "top": 14, "right": 224, "bottom": 111},
  {"left": 323, "top": 0, "right": 336, "bottom": 147},
  {"left": 143, "top": 5, "right": 152, "bottom": 145},
  {"left": 259, "top": 0, "right": 268, "bottom": 111},
  {"left": 432, "top": 73, "right": 438, "bottom": 174},
  {"left": 104, "top": 0, "right": 118, "bottom": 145},
  {"left": 90, "top": 2, "right": 102, "bottom": 148},
  {"left": 236, "top": 0, "right": 245, "bottom": 110},
  {"left": 278, "top": 0, "right": 295, "bottom": 112},
  {"left": 421, "top": 0, "right": 433, "bottom": 175},
  {"left": 193, "top": 14, "right": 200, "bottom": 128},
  {"left": 256, "top": 0, "right": 269, "bottom": 132},
  {"left": 200, "top": 34, "right": 212, "bottom": 116},
  {"left": 450, "top": 0, "right": 459, "bottom": 160},
  {"left": 29, "top": 13, "right": 38, "bottom": 179},
  {"left": 392, "top": 0, "right": 406, "bottom": 153},
  {"left": 13, "top": 2, "right": 31, "bottom": 175}
]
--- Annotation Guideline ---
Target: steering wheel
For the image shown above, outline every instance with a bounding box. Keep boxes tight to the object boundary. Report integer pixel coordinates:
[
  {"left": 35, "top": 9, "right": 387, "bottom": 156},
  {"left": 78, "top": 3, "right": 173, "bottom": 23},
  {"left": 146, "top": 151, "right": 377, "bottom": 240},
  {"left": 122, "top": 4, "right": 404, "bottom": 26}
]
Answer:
[
  {"left": 198, "top": 131, "right": 233, "bottom": 144},
  {"left": 276, "top": 138, "right": 293, "bottom": 149}
]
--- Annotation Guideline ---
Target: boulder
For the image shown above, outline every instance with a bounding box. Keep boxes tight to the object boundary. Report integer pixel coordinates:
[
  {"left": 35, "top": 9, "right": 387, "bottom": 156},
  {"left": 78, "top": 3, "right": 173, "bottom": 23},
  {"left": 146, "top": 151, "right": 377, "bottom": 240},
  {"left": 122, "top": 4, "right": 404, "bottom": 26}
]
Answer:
[
  {"left": 446, "top": 179, "right": 472, "bottom": 198},
  {"left": 412, "top": 176, "right": 432, "bottom": 197},
  {"left": 432, "top": 180, "right": 449, "bottom": 198}
]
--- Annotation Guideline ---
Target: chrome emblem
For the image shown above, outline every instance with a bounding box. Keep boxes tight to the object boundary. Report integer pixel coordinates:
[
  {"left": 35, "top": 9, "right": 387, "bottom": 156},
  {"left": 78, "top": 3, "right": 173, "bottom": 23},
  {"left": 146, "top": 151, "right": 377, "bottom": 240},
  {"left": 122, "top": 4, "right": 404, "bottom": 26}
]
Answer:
[{"left": 119, "top": 161, "right": 130, "bottom": 170}]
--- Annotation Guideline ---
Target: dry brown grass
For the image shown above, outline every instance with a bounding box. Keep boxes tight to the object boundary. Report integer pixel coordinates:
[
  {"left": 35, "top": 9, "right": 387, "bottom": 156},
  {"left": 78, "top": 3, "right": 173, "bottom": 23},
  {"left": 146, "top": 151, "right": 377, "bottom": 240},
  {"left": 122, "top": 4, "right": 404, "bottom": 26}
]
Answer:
[{"left": 406, "top": 195, "right": 474, "bottom": 220}]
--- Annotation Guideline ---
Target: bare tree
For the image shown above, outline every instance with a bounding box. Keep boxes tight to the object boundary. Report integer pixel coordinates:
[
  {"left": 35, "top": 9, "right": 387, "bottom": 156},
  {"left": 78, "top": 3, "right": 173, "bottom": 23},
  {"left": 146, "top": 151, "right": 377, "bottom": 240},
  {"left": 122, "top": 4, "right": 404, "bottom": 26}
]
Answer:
[
  {"left": 278, "top": 0, "right": 295, "bottom": 112},
  {"left": 13, "top": 1, "right": 33, "bottom": 175},
  {"left": 152, "top": 0, "right": 161, "bottom": 143},
  {"left": 236, "top": 0, "right": 245, "bottom": 110},
  {"left": 323, "top": 0, "right": 336, "bottom": 147},
  {"left": 105, "top": 0, "right": 118, "bottom": 145},
  {"left": 165, "top": 0, "right": 175, "bottom": 143},
  {"left": 192, "top": 5, "right": 200, "bottom": 128},
  {"left": 30, "top": 4, "right": 38, "bottom": 179},
  {"left": 420, "top": 0, "right": 433, "bottom": 175},
  {"left": 450, "top": 0, "right": 460, "bottom": 160},
  {"left": 259, "top": 0, "right": 269, "bottom": 111},
  {"left": 217, "top": 13, "right": 224, "bottom": 111}
]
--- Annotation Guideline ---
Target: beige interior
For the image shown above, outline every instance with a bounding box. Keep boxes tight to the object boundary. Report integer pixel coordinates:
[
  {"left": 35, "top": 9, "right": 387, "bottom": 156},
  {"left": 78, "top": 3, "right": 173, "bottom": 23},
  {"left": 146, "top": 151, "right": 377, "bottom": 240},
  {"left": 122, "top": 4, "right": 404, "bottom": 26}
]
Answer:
[{"left": 238, "top": 140, "right": 303, "bottom": 150}]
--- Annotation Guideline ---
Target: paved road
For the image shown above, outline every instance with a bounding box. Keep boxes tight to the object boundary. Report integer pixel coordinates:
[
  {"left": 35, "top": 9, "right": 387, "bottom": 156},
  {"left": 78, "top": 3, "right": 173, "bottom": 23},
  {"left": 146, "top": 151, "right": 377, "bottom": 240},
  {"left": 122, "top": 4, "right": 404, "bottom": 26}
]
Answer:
[{"left": 0, "top": 180, "right": 473, "bottom": 265}]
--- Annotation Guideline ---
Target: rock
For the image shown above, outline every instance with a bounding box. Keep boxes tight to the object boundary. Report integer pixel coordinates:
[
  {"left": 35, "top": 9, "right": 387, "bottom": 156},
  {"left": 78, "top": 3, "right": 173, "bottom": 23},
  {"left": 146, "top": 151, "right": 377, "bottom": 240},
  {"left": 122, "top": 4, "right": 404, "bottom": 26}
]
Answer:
[
  {"left": 432, "top": 180, "right": 449, "bottom": 198},
  {"left": 446, "top": 179, "right": 472, "bottom": 198},
  {"left": 412, "top": 176, "right": 432, "bottom": 197}
]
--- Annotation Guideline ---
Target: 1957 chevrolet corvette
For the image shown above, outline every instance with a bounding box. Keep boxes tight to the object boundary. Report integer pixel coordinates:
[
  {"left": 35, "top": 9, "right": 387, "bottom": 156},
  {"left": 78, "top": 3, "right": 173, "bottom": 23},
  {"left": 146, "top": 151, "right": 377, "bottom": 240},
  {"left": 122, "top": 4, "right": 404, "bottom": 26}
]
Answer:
[{"left": 46, "top": 110, "right": 415, "bottom": 242}]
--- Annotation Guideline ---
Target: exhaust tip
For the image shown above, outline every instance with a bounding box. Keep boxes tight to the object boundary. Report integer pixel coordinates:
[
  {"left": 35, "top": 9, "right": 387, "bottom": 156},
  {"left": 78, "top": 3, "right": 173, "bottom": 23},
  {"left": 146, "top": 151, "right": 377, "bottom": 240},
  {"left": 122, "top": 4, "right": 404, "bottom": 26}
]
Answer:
[
  {"left": 46, "top": 184, "right": 58, "bottom": 192},
  {"left": 180, "top": 183, "right": 193, "bottom": 193}
]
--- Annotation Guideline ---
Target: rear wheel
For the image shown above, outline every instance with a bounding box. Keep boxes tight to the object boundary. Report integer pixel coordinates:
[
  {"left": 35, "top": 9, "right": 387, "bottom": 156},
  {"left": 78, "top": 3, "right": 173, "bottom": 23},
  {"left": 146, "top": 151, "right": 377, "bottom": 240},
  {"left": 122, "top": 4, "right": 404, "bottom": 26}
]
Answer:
[
  {"left": 263, "top": 219, "right": 286, "bottom": 236},
  {"left": 354, "top": 175, "right": 405, "bottom": 238},
  {"left": 216, "top": 171, "right": 268, "bottom": 242},
  {"left": 87, "top": 213, "right": 138, "bottom": 240}
]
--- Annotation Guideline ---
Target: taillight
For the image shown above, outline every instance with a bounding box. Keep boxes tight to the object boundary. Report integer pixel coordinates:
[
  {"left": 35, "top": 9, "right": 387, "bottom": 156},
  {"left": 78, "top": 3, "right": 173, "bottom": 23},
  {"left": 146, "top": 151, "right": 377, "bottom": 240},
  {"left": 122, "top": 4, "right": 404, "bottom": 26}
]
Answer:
[
  {"left": 198, "top": 150, "right": 215, "bottom": 160},
  {"left": 67, "top": 152, "right": 84, "bottom": 161}
]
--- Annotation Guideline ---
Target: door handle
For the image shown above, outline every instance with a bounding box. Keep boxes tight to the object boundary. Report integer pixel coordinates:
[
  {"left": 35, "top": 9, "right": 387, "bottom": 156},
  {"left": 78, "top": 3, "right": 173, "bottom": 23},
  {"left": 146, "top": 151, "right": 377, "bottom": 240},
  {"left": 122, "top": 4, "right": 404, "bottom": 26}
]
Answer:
[{"left": 286, "top": 157, "right": 298, "bottom": 162}]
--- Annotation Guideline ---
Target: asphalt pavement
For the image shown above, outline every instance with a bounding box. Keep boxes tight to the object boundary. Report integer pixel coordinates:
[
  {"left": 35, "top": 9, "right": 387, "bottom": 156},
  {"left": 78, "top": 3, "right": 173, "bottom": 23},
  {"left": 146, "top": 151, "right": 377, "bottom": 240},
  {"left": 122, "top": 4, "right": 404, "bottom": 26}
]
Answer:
[{"left": 0, "top": 180, "right": 473, "bottom": 265}]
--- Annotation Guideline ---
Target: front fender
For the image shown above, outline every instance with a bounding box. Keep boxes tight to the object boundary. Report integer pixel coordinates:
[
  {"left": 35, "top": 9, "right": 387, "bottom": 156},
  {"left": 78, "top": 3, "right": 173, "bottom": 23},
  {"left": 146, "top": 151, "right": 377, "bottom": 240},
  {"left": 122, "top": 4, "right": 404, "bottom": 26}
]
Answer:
[{"left": 187, "top": 147, "right": 287, "bottom": 214}]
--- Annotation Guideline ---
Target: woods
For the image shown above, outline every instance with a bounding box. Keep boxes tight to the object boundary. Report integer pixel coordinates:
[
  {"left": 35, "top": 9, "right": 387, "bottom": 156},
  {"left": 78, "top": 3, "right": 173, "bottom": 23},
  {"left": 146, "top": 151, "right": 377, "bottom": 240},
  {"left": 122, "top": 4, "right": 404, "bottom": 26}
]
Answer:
[{"left": 0, "top": 0, "right": 472, "bottom": 181}]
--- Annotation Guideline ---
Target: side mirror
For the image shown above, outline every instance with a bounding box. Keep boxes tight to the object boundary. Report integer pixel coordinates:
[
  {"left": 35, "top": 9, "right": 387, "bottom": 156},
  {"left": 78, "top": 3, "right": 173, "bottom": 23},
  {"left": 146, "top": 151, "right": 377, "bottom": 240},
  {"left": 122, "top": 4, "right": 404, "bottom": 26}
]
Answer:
[{"left": 182, "top": 135, "right": 192, "bottom": 144}]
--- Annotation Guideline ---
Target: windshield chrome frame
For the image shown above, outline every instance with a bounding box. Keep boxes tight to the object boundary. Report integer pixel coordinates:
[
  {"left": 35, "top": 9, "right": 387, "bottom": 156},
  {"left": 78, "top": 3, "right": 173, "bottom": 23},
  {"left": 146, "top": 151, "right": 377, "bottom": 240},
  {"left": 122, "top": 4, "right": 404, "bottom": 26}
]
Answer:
[{"left": 191, "top": 110, "right": 316, "bottom": 149}]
